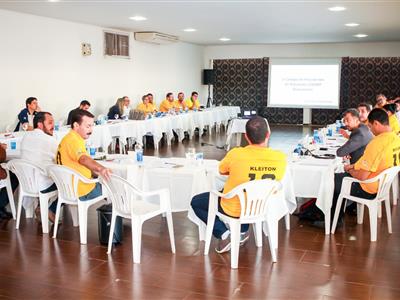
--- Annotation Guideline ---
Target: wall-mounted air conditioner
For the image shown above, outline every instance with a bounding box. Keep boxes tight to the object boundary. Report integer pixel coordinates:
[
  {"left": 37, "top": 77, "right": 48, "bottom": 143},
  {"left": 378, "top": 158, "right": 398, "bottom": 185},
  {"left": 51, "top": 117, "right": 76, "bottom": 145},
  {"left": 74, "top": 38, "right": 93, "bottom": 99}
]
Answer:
[{"left": 134, "top": 32, "right": 179, "bottom": 45}]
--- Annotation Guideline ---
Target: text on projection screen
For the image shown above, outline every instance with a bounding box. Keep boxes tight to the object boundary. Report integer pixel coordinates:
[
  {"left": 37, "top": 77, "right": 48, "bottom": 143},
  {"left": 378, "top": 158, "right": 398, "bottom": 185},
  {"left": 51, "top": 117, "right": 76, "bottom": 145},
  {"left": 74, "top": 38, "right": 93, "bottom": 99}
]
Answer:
[{"left": 268, "top": 64, "right": 340, "bottom": 109}]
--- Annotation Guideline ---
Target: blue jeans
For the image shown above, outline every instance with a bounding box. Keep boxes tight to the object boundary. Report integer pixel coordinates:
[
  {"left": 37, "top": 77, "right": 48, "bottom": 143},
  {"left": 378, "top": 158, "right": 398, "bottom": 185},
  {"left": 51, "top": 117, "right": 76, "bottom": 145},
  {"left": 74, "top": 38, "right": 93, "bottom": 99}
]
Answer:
[
  {"left": 79, "top": 182, "right": 102, "bottom": 201},
  {"left": 41, "top": 183, "right": 58, "bottom": 214},
  {"left": 191, "top": 192, "right": 249, "bottom": 239}
]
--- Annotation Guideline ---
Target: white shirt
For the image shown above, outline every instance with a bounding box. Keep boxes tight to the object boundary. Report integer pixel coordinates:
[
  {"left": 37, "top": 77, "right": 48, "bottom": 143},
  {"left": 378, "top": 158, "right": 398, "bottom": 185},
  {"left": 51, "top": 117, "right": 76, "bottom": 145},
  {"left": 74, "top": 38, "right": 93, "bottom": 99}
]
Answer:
[{"left": 20, "top": 129, "right": 59, "bottom": 190}]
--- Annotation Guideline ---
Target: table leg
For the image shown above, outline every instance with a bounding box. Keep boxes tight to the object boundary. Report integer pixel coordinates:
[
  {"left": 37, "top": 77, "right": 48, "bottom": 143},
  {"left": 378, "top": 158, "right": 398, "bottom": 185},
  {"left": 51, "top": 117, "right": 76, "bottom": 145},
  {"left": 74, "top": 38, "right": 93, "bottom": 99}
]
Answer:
[
  {"left": 324, "top": 209, "right": 331, "bottom": 235},
  {"left": 284, "top": 213, "right": 290, "bottom": 230}
]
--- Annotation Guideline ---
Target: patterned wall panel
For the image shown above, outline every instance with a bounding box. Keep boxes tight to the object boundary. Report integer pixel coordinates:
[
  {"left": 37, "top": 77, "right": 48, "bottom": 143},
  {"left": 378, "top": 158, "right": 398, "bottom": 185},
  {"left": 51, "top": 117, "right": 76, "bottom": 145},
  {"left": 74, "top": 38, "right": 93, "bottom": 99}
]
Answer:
[
  {"left": 214, "top": 57, "right": 400, "bottom": 125},
  {"left": 213, "top": 59, "right": 265, "bottom": 112},
  {"left": 213, "top": 58, "right": 303, "bottom": 124}
]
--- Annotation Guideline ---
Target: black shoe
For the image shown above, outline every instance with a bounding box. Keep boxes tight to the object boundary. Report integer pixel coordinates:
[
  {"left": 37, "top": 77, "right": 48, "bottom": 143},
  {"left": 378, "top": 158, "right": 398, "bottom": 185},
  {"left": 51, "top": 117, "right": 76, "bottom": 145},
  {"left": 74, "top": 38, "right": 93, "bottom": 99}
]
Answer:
[
  {"left": 311, "top": 219, "right": 343, "bottom": 230},
  {"left": 0, "top": 208, "right": 13, "bottom": 219}
]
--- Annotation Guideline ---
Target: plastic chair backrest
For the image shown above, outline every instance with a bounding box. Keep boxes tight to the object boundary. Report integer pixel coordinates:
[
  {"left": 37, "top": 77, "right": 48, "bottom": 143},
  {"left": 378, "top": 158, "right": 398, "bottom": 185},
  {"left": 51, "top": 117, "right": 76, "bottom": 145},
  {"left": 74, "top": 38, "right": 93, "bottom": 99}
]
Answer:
[
  {"left": 6, "top": 159, "right": 43, "bottom": 195},
  {"left": 224, "top": 179, "right": 282, "bottom": 219},
  {"left": 376, "top": 166, "right": 400, "bottom": 199},
  {"left": 101, "top": 174, "right": 142, "bottom": 215},
  {"left": 47, "top": 165, "right": 82, "bottom": 203}
]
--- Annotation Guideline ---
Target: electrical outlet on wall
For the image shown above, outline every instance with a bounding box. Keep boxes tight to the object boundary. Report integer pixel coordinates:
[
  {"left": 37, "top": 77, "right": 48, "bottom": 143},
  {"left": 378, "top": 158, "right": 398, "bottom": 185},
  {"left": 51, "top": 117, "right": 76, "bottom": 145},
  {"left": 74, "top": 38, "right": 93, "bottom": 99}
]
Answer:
[{"left": 81, "top": 43, "right": 92, "bottom": 56}]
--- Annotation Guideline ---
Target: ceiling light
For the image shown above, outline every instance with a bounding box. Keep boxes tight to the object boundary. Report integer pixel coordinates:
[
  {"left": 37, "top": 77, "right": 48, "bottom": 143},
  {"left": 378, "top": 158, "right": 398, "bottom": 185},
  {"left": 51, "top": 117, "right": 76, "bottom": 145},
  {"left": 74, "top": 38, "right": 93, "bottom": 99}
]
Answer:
[
  {"left": 354, "top": 34, "right": 368, "bottom": 38},
  {"left": 345, "top": 23, "right": 360, "bottom": 27},
  {"left": 219, "top": 37, "right": 231, "bottom": 42},
  {"left": 183, "top": 28, "right": 197, "bottom": 32},
  {"left": 328, "top": 6, "right": 346, "bottom": 12},
  {"left": 48, "top": 0, "right": 60, "bottom": 2},
  {"left": 129, "top": 16, "right": 147, "bottom": 21}
]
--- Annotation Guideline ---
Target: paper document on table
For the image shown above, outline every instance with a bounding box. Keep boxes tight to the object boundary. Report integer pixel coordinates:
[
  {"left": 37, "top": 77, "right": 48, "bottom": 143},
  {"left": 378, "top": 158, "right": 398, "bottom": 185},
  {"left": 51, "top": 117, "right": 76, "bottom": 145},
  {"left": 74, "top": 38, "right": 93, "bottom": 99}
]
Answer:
[{"left": 158, "top": 161, "right": 184, "bottom": 169}]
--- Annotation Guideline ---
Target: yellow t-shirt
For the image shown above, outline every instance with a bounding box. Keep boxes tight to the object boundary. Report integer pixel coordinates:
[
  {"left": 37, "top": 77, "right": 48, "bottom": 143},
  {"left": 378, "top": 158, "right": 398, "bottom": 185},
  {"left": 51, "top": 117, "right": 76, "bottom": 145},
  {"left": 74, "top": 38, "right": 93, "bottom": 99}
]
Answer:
[
  {"left": 56, "top": 130, "right": 95, "bottom": 197},
  {"left": 148, "top": 103, "right": 157, "bottom": 112},
  {"left": 174, "top": 100, "right": 187, "bottom": 110},
  {"left": 136, "top": 103, "right": 154, "bottom": 114},
  {"left": 159, "top": 99, "right": 176, "bottom": 112},
  {"left": 389, "top": 115, "right": 400, "bottom": 134},
  {"left": 354, "top": 131, "right": 400, "bottom": 194},
  {"left": 219, "top": 145, "right": 287, "bottom": 217},
  {"left": 186, "top": 98, "right": 200, "bottom": 110}
]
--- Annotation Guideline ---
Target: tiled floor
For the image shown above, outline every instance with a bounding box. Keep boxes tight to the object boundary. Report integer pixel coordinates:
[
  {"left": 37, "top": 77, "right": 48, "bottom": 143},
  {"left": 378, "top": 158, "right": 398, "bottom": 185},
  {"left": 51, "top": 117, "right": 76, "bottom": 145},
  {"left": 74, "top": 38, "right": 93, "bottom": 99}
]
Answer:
[{"left": 0, "top": 125, "right": 398, "bottom": 299}]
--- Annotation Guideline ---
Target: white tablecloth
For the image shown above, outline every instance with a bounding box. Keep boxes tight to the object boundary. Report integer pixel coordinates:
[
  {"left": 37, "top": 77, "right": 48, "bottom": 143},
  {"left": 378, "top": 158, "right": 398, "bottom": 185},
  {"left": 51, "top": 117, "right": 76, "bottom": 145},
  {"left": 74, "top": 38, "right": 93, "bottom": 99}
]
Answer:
[
  {"left": 0, "top": 125, "right": 112, "bottom": 154},
  {"left": 99, "top": 155, "right": 220, "bottom": 212},
  {"left": 288, "top": 130, "right": 346, "bottom": 234},
  {"left": 0, "top": 106, "right": 240, "bottom": 154},
  {"left": 225, "top": 118, "right": 270, "bottom": 150},
  {"left": 95, "top": 106, "right": 240, "bottom": 148}
]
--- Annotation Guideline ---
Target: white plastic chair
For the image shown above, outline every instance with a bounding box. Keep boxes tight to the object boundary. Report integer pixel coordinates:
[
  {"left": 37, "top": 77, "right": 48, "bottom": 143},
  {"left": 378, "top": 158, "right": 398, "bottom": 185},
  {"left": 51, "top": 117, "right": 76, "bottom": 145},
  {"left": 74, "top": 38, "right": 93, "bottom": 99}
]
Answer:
[
  {"left": 331, "top": 166, "right": 400, "bottom": 241},
  {"left": 0, "top": 163, "right": 17, "bottom": 220},
  {"left": 6, "top": 159, "right": 58, "bottom": 234},
  {"left": 47, "top": 165, "right": 107, "bottom": 244},
  {"left": 101, "top": 174, "right": 175, "bottom": 264},
  {"left": 204, "top": 179, "right": 282, "bottom": 269}
]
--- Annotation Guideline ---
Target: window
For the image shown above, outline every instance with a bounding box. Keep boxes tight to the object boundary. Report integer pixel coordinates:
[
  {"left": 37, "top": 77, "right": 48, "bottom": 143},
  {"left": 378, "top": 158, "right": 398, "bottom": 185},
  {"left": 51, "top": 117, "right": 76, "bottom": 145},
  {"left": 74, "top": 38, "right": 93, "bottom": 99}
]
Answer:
[{"left": 104, "top": 31, "right": 130, "bottom": 58}]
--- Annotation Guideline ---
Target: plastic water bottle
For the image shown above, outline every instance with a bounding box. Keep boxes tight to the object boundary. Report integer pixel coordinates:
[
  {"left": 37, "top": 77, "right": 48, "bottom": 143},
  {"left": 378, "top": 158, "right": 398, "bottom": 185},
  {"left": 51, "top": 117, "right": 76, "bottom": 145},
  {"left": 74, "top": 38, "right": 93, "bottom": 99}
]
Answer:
[
  {"left": 313, "top": 130, "right": 320, "bottom": 144},
  {"left": 336, "top": 120, "right": 341, "bottom": 133},
  {"left": 135, "top": 143, "right": 143, "bottom": 163},
  {"left": 294, "top": 144, "right": 302, "bottom": 155}
]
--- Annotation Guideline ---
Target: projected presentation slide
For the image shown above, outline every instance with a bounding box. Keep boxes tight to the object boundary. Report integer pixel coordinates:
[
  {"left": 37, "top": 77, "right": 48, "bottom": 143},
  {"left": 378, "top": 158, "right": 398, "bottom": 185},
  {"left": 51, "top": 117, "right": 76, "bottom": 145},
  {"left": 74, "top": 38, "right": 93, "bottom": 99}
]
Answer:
[{"left": 268, "top": 58, "right": 341, "bottom": 109}]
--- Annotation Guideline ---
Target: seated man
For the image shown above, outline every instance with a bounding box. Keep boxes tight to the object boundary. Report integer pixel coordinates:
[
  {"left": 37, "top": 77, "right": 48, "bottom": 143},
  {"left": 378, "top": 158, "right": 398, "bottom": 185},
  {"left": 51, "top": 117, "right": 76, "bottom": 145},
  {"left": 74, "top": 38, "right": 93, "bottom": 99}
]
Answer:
[
  {"left": 383, "top": 103, "right": 400, "bottom": 134},
  {"left": 159, "top": 93, "right": 178, "bottom": 113},
  {"left": 136, "top": 95, "right": 154, "bottom": 115},
  {"left": 395, "top": 98, "right": 400, "bottom": 122},
  {"left": 57, "top": 110, "right": 111, "bottom": 201},
  {"left": 67, "top": 100, "right": 91, "bottom": 126},
  {"left": 186, "top": 91, "right": 201, "bottom": 110},
  {"left": 147, "top": 93, "right": 157, "bottom": 112},
  {"left": 375, "top": 93, "right": 387, "bottom": 109},
  {"left": 174, "top": 92, "right": 187, "bottom": 111},
  {"left": 331, "top": 108, "right": 400, "bottom": 225},
  {"left": 0, "top": 144, "right": 18, "bottom": 220},
  {"left": 337, "top": 109, "right": 373, "bottom": 164},
  {"left": 357, "top": 102, "right": 372, "bottom": 125},
  {"left": 21, "top": 112, "right": 59, "bottom": 221},
  {"left": 191, "top": 116, "right": 287, "bottom": 253},
  {"left": 15, "top": 97, "right": 40, "bottom": 131}
]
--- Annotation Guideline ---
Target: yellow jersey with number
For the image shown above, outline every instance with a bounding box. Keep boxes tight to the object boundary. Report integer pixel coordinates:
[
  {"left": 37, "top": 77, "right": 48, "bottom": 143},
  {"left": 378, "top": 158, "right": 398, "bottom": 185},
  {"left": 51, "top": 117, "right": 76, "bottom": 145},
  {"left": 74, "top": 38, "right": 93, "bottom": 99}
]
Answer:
[
  {"left": 218, "top": 145, "right": 287, "bottom": 217},
  {"left": 354, "top": 131, "right": 400, "bottom": 194},
  {"left": 56, "top": 130, "right": 95, "bottom": 197},
  {"left": 389, "top": 115, "right": 400, "bottom": 134}
]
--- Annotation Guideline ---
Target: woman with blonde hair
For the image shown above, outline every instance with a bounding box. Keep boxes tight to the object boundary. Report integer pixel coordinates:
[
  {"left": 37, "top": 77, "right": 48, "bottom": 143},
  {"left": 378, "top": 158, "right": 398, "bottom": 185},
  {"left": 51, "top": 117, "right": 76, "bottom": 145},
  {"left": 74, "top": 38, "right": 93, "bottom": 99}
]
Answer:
[{"left": 107, "top": 97, "right": 125, "bottom": 119}]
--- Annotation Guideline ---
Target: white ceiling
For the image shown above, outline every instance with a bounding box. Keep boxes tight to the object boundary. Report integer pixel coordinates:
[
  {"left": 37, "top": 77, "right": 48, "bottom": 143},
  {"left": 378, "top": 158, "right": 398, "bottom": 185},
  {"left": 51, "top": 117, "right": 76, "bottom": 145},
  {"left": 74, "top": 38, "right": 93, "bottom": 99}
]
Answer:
[{"left": 1, "top": 0, "right": 400, "bottom": 45}]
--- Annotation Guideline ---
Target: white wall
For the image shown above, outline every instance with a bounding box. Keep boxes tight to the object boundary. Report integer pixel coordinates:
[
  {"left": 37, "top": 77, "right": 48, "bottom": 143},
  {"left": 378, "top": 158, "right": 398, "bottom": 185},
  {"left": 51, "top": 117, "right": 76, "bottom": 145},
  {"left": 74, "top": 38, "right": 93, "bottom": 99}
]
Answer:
[
  {"left": 0, "top": 9, "right": 205, "bottom": 129},
  {"left": 204, "top": 42, "right": 400, "bottom": 62}
]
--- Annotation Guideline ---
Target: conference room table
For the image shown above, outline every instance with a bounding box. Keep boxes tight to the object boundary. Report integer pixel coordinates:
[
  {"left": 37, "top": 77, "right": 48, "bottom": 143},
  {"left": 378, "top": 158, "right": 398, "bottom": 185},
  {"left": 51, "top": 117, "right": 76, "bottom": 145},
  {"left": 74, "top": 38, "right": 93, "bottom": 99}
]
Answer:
[
  {"left": 288, "top": 131, "right": 346, "bottom": 234},
  {"left": 225, "top": 117, "right": 271, "bottom": 150},
  {"left": 105, "top": 106, "right": 240, "bottom": 149},
  {"left": 98, "top": 154, "right": 297, "bottom": 251},
  {"left": 0, "top": 106, "right": 240, "bottom": 153}
]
